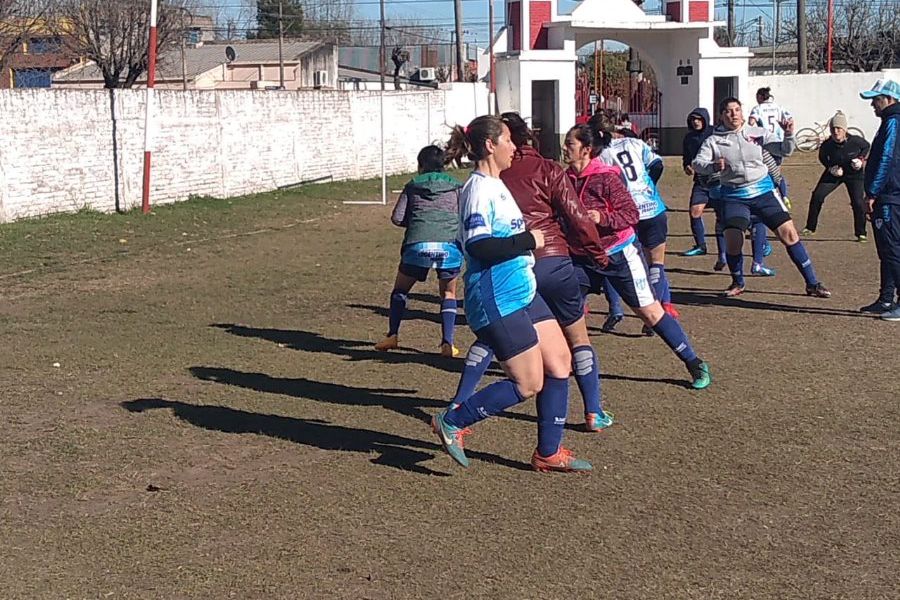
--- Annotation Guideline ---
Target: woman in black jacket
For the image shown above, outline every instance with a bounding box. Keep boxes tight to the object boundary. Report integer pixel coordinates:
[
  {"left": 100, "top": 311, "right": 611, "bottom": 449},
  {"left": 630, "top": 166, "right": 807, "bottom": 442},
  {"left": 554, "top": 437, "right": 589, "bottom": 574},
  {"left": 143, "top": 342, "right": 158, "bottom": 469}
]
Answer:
[{"left": 802, "top": 112, "right": 871, "bottom": 240}]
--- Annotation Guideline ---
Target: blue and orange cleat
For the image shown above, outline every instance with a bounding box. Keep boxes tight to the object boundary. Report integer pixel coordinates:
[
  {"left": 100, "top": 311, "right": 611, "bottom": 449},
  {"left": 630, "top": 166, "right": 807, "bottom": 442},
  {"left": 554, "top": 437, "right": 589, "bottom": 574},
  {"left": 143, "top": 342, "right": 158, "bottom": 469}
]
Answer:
[
  {"left": 432, "top": 411, "right": 470, "bottom": 467},
  {"left": 750, "top": 263, "right": 776, "bottom": 277},
  {"left": 585, "top": 412, "right": 614, "bottom": 432},
  {"left": 531, "top": 447, "right": 593, "bottom": 473},
  {"left": 440, "top": 342, "right": 460, "bottom": 358}
]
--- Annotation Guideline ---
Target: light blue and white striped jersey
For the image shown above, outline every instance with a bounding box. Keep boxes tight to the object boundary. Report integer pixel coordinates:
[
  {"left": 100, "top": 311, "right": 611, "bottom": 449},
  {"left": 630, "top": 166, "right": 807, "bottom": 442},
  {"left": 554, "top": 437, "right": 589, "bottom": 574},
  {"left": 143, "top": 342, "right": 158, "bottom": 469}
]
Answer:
[
  {"left": 459, "top": 172, "right": 536, "bottom": 331},
  {"left": 600, "top": 137, "right": 666, "bottom": 220},
  {"left": 749, "top": 100, "right": 792, "bottom": 143}
]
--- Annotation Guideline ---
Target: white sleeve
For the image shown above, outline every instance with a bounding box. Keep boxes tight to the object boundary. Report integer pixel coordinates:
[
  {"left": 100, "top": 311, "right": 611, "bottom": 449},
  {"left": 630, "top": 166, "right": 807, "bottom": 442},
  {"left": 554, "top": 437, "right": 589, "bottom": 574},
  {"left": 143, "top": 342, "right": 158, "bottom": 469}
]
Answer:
[{"left": 460, "top": 182, "right": 494, "bottom": 246}]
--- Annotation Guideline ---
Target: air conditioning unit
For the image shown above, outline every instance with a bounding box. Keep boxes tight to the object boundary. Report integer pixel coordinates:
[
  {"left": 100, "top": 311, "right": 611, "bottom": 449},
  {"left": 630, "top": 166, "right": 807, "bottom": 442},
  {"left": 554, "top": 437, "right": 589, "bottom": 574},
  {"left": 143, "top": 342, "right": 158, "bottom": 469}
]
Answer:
[
  {"left": 313, "top": 70, "right": 328, "bottom": 89},
  {"left": 418, "top": 67, "right": 436, "bottom": 82}
]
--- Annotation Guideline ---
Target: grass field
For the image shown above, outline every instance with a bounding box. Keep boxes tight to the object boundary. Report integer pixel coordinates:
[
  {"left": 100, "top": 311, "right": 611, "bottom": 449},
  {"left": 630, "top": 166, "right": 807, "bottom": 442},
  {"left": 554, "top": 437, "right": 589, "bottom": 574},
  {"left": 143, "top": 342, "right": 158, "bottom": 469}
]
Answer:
[{"left": 1, "top": 157, "right": 897, "bottom": 599}]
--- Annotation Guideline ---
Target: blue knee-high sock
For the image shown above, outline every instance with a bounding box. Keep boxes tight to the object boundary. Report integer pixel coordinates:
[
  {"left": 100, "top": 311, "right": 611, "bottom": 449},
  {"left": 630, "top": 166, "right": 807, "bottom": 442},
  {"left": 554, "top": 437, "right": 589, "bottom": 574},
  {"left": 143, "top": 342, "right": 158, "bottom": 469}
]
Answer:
[
  {"left": 572, "top": 345, "right": 603, "bottom": 415},
  {"left": 651, "top": 313, "right": 699, "bottom": 366},
  {"left": 536, "top": 376, "right": 569, "bottom": 458},
  {"left": 786, "top": 241, "right": 818, "bottom": 286},
  {"left": 388, "top": 289, "right": 408, "bottom": 336},
  {"left": 752, "top": 223, "right": 767, "bottom": 264},
  {"left": 691, "top": 216, "right": 706, "bottom": 248},
  {"left": 726, "top": 251, "right": 745, "bottom": 287},
  {"left": 605, "top": 280, "right": 624, "bottom": 317},
  {"left": 779, "top": 176, "right": 789, "bottom": 199},
  {"left": 451, "top": 342, "right": 493, "bottom": 405},
  {"left": 649, "top": 264, "right": 671, "bottom": 303},
  {"left": 446, "top": 378, "right": 524, "bottom": 429},
  {"left": 715, "top": 219, "right": 726, "bottom": 263},
  {"left": 440, "top": 298, "right": 457, "bottom": 345}
]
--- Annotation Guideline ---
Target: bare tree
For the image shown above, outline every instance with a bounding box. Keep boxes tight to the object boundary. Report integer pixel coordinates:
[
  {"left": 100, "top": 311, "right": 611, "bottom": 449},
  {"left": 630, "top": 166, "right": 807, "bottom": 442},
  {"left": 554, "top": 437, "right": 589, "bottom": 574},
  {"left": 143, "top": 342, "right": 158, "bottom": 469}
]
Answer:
[
  {"left": 0, "top": 0, "right": 51, "bottom": 73},
  {"left": 784, "top": 0, "right": 900, "bottom": 72},
  {"left": 51, "top": 0, "right": 193, "bottom": 88}
]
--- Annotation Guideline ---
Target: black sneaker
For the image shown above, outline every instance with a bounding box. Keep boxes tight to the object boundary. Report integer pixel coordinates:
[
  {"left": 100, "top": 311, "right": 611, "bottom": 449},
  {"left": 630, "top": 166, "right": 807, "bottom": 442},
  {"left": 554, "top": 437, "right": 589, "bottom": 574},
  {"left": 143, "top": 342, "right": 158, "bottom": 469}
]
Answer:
[
  {"left": 805, "top": 283, "right": 832, "bottom": 298},
  {"left": 601, "top": 314, "right": 624, "bottom": 333},
  {"left": 860, "top": 300, "right": 895, "bottom": 314}
]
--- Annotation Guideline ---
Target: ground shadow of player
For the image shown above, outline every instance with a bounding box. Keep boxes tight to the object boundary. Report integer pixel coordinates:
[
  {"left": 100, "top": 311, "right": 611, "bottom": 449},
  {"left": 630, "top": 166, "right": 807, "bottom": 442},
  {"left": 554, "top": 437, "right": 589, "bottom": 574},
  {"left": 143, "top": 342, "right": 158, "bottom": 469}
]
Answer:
[
  {"left": 212, "top": 324, "right": 481, "bottom": 375},
  {"left": 122, "top": 398, "right": 530, "bottom": 473},
  {"left": 670, "top": 287, "right": 866, "bottom": 318},
  {"left": 346, "top": 303, "right": 469, "bottom": 328}
]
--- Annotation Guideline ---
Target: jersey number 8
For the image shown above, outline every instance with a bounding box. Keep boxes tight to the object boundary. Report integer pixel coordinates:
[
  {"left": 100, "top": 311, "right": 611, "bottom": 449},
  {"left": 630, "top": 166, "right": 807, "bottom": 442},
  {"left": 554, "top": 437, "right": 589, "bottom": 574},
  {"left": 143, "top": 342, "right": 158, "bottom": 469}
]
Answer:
[{"left": 617, "top": 150, "right": 638, "bottom": 182}]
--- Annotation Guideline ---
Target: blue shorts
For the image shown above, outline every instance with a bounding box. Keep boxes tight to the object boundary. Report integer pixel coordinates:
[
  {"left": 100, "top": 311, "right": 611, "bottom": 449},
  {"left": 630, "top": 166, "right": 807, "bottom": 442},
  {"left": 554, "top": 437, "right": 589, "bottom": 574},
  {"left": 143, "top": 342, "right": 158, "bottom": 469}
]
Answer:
[
  {"left": 636, "top": 212, "right": 668, "bottom": 250},
  {"left": 399, "top": 242, "right": 462, "bottom": 281},
  {"left": 473, "top": 294, "right": 554, "bottom": 362},
  {"left": 574, "top": 242, "right": 656, "bottom": 309},
  {"left": 399, "top": 262, "right": 460, "bottom": 282},
  {"left": 690, "top": 183, "right": 711, "bottom": 207},
  {"left": 533, "top": 256, "right": 585, "bottom": 327},
  {"left": 721, "top": 192, "right": 791, "bottom": 232}
]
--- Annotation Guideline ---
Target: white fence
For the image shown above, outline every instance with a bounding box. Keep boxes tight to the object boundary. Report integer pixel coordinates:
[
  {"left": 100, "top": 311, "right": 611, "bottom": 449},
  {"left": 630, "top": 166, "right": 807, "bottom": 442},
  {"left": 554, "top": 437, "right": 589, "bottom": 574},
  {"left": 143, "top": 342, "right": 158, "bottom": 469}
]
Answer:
[{"left": 0, "top": 83, "right": 490, "bottom": 223}]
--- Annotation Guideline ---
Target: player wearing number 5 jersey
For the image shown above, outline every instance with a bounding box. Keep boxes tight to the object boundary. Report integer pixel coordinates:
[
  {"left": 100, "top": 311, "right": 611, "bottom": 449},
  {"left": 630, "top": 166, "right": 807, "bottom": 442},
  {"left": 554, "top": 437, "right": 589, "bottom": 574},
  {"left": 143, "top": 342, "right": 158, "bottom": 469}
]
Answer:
[
  {"left": 589, "top": 114, "right": 676, "bottom": 333},
  {"left": 749, "top": 87, "right": 793, "bottom": 202}
]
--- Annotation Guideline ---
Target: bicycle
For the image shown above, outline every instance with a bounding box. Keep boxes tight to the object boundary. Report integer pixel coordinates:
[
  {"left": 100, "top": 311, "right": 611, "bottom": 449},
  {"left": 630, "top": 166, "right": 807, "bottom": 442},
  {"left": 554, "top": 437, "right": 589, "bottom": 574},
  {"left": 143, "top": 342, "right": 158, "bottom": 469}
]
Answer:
[{"left": 795, "top": 119, "right": 866, "bottom": 153}]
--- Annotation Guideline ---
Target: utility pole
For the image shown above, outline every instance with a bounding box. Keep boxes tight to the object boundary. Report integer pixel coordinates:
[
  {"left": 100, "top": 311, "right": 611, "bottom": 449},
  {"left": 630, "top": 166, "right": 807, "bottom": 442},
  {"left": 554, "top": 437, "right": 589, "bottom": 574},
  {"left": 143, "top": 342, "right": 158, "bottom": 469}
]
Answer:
[
  {"left": 727, "top": 0, "right": 736, "bottom": 46},
  {"left": 379, "top": 0, "right": 386, "bottom": 91},
  {"left": 453, "top": 0, "right": 464, "bottom": 82},
  {"left": 797, "top": 0, "right": 808, "bottom": 73},
  {"left": 758, "top": 16, "right": 764, "bottom": 47},
  {"left": 180, "top": 9, "right": 188, "bottom": 91},
  {"left": 488, "top": 0, "right": 495, "bottom": 113},
  {"left": 277, "top": 0, "right": 285, "bottom": 89},
  {"left": 826, "top": 0, "right": 834, "bottom": 73}
]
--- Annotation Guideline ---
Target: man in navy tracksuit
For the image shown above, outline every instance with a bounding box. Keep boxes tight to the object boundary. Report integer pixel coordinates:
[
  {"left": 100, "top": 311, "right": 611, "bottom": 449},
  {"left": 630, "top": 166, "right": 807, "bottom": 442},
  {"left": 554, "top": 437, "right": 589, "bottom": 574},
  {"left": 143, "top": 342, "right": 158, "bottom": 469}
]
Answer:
[
  {"left": 682, "top": 108, "right": 718, "bottom": 259},
  {"left": 860, "top": 79, "right": 900, "bottom": 321}
]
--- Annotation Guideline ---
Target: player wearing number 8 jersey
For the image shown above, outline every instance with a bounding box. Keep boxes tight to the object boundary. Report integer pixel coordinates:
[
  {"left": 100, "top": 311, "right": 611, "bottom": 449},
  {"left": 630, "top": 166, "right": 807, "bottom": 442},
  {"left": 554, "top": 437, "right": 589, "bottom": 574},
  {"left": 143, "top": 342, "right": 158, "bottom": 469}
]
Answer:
[{"left": 589, "top": 113, "right": 676, "bottom": 332}]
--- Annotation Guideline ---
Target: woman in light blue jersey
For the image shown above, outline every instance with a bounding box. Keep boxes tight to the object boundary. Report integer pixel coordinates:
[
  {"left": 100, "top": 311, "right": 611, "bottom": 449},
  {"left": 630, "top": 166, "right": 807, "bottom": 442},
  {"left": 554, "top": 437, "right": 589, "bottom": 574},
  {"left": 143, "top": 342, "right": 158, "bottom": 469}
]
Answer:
[{"left": 432, "top": 115, "right": 592, "bottom": 473}]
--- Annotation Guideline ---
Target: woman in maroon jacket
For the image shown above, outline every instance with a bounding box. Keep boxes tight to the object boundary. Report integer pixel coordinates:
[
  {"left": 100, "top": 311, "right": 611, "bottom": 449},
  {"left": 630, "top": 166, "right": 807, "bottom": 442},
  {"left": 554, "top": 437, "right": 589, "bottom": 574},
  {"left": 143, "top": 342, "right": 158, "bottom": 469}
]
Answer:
[
  {"left": 565, "top": 124, "right": 712, "bottom": 390},
  {"left": 449, "top": 113, "right": 614, "bottom": 432}
]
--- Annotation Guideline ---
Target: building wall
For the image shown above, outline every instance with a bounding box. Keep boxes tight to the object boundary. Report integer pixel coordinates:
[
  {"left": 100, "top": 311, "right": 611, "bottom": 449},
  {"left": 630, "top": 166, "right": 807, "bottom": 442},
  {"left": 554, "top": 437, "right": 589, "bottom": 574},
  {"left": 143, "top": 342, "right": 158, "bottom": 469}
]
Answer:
[
  {"left": 0, "top": 87, "right": 487, "bottom": 223},
  {"left": 745, "top": 71, "right": 890, "bottom": 142}
]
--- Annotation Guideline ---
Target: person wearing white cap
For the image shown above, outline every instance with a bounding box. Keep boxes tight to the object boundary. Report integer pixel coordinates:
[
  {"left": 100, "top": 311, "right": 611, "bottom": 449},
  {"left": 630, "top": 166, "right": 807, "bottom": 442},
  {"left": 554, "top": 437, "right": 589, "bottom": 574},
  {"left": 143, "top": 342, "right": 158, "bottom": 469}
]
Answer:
[
  {"left": 859, "top": 78, "right": 900, "bottom": 320},
  {"left": 801, "top": 111, "right": 870, "bottom": 241}
]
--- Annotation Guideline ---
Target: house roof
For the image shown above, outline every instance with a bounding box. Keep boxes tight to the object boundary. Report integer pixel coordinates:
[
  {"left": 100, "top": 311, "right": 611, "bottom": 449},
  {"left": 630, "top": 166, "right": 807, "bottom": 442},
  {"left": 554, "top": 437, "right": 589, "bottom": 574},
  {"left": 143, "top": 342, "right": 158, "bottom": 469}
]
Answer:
[{"left": 54, "top": 40, "right": 327, "bottom": 83}]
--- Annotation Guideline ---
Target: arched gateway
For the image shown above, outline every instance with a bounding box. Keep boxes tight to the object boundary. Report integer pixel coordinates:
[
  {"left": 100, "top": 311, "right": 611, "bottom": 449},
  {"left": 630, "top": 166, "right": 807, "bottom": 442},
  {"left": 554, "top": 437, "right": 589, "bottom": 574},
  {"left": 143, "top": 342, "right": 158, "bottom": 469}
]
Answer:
[{"left": 493, "top": 0, "right": 752, "bottom": 154}]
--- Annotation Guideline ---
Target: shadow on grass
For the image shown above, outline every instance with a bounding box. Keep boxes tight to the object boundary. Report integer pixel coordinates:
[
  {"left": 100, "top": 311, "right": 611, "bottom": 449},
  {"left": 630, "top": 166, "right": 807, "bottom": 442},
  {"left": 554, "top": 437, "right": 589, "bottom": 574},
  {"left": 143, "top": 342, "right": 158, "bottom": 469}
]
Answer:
[
  {"left": 670, "top": 287, "right": 865, "bottom": 317},
  {"left": 212, "top": 324, "right": 493, "bottom": 375},
  {"left": 122, "top": 397, "right": 531, "bottom": 475},
  {"left": 346, "top": 303, "right": 469, "bottom": 328}
]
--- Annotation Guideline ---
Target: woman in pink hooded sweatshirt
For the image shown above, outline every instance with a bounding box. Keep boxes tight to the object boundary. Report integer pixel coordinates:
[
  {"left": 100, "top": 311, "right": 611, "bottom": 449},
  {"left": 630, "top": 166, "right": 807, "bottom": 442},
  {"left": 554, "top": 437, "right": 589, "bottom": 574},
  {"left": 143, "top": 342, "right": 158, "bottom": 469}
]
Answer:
[{"left": 564, "top": 124, "right": 712, "bottom": 390}]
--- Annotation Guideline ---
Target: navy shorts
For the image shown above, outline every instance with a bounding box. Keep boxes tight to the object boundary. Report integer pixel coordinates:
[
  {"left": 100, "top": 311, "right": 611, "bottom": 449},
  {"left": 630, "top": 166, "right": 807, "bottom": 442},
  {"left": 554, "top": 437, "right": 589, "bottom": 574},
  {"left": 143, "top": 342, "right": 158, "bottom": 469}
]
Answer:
[
  {"left": 574, "top": 243, "right": 656, "bottom": 309},
  {"left": 690, "top": 183, "right": 711, "bottom": 207},
  {"left": 636, "top": 212, "right": 668, "bottom": 250},
  {"left": 473, "top": 294, "right": 554, "bottom": 362},
  {"left": 721, "top": 191, "right": 791, "bottom": 232},
  {"left": 398, "top": 262, "right": 460, "bottom": 282},
  {"left": 533, "top": 256, "right": 585, "bottom": 327}
]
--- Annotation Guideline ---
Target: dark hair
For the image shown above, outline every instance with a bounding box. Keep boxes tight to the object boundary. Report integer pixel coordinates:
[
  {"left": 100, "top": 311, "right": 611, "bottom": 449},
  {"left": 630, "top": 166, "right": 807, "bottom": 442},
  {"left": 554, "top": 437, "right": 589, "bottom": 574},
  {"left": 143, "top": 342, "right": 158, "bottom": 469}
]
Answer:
[
  {"left": 718, "top": 96, "right": 742, "bottom": 114},
  {"left": 417, "top": 145, "right": 445, "bottom": 173},
  {"left": 446, "top": 115, "right": 505, "bottom": 164},
  {"left": 756, "top": 87, "right": 771, "bottom": 100},
  {"left": 567, "top": 124, "right": 603, "bottom": 158},
  {"left": 499, "top": 111, "right": 540, "bottom": 149},
  {"left": 586, "top": 112, "right": 614, "bottom": 151}
]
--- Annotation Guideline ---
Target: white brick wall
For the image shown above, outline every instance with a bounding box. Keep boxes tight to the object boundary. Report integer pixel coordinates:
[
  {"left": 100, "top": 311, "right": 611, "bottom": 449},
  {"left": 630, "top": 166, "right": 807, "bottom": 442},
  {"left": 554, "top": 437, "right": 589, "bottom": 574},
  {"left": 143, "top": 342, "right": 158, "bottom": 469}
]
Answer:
[{"left": 0, "top": 86, "right": 481, "bottom": 222}]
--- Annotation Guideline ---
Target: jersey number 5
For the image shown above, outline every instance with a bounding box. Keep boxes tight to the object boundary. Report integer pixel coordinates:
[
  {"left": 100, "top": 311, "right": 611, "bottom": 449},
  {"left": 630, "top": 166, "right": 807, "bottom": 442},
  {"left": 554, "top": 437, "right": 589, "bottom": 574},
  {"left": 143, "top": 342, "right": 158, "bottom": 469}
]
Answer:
[{"left": 617, "top": 150, "right": 638, "bottom": 182}]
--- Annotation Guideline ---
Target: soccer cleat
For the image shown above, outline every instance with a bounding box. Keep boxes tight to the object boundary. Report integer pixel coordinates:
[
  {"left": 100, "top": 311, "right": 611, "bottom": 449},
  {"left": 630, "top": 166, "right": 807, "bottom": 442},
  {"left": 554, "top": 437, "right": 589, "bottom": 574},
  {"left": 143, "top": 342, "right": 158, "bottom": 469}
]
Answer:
[
  {"left": 801, "top": 228, "right": 816, "bottom": 236},
  {"left": 763, "top": 242, "right": 773, "bottom": 257},
  {"left": 750, "top": 263, "right": 776, "bottom": 277},
  {"left": 682, "top": 245, "right": 708, "bottom": 257},
  {"left": 860, "top": 300, "right": 895, "bottom": 314},
  {"left": 431, "top": 411, "right": 469, "bottom": 467},
  {"left": 662, "top": 302, "right": 680, "bottom": 319},
  {"left": 688, "top": 361, "right": 712, "bottom": 390},
  {"left": 374, "top": 334, "right": 399, "bottom": 351},
  {"left": 722, "top": 283, "right": 746, "bottom": 297},
  {"left": 880, "top": 306, "right": 900, "bottom": 321},
  {"left": 857, "top": 235, "right": 868, "bottom": 243},
  {"left": 641, "top": 324, "right": 656, "bottom": 337},
  {"left": 440, "top": 342, "right": 460, "bottom": 358},
  {"left": 601, "top": 313, "right": 624, "bottom": 333},
  {"left": 713, "top": 260, "right": 727, "bottom": 272},
  {"left": 805, "top": 283, "right": 832, "bottom": 298},
  {"left": 530, "top": 446, "right": 593, "bottom": 473},
  {"left": 585, "top": 412, "right": 614, "bottom": 432}
]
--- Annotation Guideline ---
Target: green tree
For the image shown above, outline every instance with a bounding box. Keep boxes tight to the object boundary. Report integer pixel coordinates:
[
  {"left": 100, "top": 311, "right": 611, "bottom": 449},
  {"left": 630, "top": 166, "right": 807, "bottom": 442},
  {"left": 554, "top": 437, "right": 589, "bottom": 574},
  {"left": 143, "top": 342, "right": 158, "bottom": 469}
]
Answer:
[{"left": 253, "top": 0, "right": 303, "bottom": 39}]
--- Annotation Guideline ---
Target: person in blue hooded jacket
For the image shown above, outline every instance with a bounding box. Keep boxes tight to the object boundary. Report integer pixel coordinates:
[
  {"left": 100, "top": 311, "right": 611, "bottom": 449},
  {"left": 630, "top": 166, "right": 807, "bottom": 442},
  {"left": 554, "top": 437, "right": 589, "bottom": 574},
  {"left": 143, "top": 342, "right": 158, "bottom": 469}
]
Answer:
[{"left": 681, "top": 107, "right": 719, "bottom": 259}]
